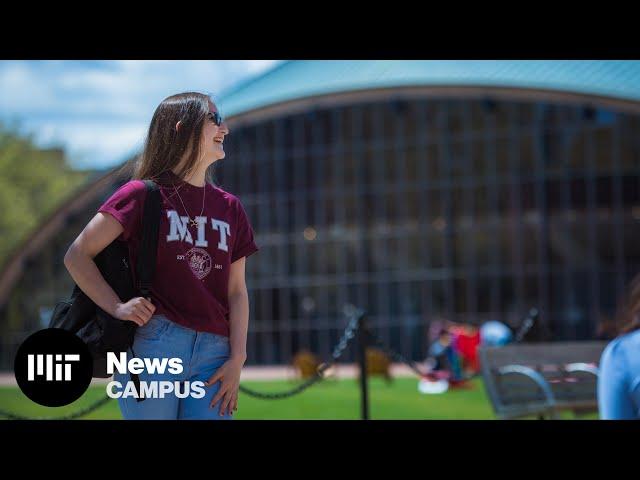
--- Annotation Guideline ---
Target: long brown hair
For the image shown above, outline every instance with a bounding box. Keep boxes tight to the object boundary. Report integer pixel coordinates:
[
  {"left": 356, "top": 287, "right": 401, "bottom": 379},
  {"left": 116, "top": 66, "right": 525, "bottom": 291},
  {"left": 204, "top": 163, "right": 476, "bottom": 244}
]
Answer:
[
  {"left": 118, "top": 92, "right": 216, "bottom": 184},
  {"left": 615, "top": 273, "right": 640, "bottom": 336}
]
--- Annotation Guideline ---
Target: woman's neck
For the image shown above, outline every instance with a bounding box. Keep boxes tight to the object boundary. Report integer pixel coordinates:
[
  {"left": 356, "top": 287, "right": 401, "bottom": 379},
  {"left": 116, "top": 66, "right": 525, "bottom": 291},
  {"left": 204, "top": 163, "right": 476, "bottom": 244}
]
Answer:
[{"left": 171, "top": 164, "right": 207, "bottom": 188}]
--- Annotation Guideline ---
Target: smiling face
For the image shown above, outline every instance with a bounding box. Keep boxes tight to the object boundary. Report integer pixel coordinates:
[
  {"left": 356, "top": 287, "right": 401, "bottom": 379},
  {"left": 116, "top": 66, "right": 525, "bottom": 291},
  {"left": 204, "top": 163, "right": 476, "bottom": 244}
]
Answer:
[
  {"left": 138, "top": 92, "right": 233, "bottom": 184},
  {"left": 200, "top": 99, "right": 229, "bottom": 164}
]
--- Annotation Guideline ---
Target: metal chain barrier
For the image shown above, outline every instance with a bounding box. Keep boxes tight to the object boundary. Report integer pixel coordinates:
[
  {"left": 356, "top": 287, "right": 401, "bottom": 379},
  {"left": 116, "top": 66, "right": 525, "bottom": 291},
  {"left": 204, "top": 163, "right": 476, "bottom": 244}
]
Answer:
[
  {"left": 514, "top": 308, "right": 539, "bottom": 343},
  {"left": 238, "top": 311, "right": 363, "bottom": 400},
  {"left": 0, "top": 393, "right": 112, "bottom": 420},
  {"left": 1, "top": 310, "right": 367, "bottom": 416},
  {"left": 362, "top": 324, "right": 428, "bottom": 378}
]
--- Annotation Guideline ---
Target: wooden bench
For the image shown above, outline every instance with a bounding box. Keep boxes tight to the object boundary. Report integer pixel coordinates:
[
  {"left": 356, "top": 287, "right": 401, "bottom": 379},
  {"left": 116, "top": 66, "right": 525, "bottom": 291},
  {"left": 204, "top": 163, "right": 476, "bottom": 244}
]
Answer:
[{"left": 478, "top": 341, "right": 607, "bottom": 419}]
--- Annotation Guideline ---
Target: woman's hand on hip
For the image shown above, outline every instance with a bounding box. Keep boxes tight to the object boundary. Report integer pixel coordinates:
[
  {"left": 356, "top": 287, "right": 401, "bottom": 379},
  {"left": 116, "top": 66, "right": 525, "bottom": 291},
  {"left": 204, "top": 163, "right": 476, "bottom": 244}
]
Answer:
[{"left": 205, "top": 356, "right": 245, "bottom": 416}]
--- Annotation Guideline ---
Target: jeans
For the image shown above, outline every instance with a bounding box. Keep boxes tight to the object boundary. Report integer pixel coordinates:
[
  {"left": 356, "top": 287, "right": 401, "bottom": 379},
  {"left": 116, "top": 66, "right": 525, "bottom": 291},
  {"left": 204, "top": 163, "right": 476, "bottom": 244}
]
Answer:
[{"left": 113, "top": 314, "right": 233, "bottom": 420}]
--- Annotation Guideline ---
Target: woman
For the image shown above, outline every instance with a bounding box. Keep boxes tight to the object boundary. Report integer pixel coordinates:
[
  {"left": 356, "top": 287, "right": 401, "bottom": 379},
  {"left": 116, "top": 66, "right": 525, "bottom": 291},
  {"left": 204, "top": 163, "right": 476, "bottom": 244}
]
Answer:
[
  {"left": 63, "top": 92, "right": 259, "bottom": 419},
  {"left": 597, "top": 274, "right": 640, "bottom": 419}
]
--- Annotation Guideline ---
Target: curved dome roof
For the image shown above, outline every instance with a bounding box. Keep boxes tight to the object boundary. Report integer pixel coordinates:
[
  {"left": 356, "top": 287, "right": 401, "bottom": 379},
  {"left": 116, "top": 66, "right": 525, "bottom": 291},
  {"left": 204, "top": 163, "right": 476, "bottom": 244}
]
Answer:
[{"left": 217, "top": 60, "right": 640, "bottom": 117}]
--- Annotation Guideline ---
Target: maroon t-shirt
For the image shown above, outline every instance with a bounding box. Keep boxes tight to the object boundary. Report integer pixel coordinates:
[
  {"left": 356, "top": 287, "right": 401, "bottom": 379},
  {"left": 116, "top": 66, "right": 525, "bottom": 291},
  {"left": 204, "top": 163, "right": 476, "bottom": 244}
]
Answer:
[{"left": 97, "top": 170, "right": 259, "bottom": 337}]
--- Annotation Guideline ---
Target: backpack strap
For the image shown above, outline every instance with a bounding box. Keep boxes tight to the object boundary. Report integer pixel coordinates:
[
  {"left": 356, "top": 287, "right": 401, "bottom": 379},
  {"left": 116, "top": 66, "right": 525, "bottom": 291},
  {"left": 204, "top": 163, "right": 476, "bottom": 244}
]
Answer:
[
  {"left": 131, "top": 179, "right": 161, "bottom": 402},
  {"left": 136, "top": 180, "right": 161, "bottom": 297}
]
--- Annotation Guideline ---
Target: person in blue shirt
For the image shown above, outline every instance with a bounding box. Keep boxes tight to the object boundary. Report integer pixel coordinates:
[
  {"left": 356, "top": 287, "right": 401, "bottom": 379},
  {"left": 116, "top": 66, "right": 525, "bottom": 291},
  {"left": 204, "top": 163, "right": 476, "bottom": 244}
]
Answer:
[
  {"left": 597, "top": 275, "right": 640, "bottom": 419},
  {"left": 428, "top": 329, "right": 463, "bottom": 382}
]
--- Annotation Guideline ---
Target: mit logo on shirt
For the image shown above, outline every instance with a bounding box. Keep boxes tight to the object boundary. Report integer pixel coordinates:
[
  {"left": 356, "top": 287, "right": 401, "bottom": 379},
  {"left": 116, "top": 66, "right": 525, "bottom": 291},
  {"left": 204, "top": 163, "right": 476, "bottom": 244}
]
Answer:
[
  {"left": 166, "top": 211, "right": 231, "bottom": 252},
  {"left": 27, "top": 354, "right": 80, "bottom": 381}
]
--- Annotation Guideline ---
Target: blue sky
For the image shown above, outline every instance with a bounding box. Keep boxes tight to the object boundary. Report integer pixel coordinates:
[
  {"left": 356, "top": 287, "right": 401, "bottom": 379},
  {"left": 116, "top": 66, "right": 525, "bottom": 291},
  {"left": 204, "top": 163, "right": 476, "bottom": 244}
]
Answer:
[{"left": 0, "top": 60, "right": 282, "bottom": 170}]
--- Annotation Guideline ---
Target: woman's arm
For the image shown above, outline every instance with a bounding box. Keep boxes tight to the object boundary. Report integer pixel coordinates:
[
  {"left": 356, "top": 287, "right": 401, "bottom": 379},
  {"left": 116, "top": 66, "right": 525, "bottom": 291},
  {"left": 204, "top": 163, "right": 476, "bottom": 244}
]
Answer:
[
  {"left": 597, "top": 339, "right": 636, "bottom": 419},
  {"left": 206, "top": 256, "right": 249, "bottom": 416},
  {"left": 64, "top": 212, "right": 155, "bottom": 326},
  {"left": 227, "top": 256, "right": 249, "bottom": 363}
]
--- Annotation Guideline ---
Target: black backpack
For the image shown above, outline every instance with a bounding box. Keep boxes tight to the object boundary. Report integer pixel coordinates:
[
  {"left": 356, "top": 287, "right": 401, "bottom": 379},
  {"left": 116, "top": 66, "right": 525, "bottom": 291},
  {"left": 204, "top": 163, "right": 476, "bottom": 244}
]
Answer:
[{"left": 48, "top": 179, "right": 161, "bottom": 379}]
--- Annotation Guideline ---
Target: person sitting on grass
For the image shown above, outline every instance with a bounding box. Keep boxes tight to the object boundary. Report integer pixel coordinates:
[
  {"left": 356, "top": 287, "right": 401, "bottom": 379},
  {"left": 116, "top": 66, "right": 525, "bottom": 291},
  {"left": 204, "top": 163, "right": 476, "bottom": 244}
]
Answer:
[
  {"left": 450, "top": 323, "right": 481, "bottom": 378},
  {"left": 427, "top": 329, "right": 463, "bottom": 382}
]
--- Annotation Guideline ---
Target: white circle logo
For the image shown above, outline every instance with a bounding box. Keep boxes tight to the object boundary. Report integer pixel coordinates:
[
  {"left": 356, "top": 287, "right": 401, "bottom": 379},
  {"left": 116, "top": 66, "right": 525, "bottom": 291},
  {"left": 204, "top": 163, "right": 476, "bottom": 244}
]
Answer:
[{"left": 185, "top": 247, "right": 212, "bottom": 280}]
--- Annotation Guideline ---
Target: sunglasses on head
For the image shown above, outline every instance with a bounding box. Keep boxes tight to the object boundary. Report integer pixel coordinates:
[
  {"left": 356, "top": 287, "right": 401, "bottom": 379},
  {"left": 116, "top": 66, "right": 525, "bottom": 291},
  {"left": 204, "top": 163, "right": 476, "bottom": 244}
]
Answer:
[{"left": 207, "top": 111, "right": 224, "bottom": 127}]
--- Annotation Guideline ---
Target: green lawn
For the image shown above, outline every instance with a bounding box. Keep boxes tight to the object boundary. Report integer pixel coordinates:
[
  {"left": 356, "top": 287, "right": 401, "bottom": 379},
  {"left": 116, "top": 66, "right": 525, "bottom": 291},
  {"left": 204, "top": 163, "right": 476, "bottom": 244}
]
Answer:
[{"left": 0, "top": 377, "right": 598, "bottom": 420}]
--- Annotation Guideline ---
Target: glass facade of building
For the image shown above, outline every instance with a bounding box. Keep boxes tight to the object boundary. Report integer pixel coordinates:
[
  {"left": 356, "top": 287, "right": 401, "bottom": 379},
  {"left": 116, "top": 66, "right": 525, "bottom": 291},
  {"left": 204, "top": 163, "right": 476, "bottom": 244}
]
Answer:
[{"left": 217, "top": 97, "right": 640, "bottom": 365}]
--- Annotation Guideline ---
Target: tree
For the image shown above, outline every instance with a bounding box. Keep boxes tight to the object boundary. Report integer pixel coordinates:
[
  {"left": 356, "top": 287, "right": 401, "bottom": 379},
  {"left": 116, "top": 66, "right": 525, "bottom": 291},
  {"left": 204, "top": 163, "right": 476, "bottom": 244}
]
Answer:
[{"left": 0, "top": 122, "right": 91, "bottom": 270}]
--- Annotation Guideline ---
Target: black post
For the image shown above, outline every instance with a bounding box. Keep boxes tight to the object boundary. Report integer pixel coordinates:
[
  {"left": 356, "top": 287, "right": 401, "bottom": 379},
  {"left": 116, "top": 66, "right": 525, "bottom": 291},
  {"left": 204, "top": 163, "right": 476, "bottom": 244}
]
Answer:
[{"left": 356, "top": 313, "right": 370, "bottom": 420}]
